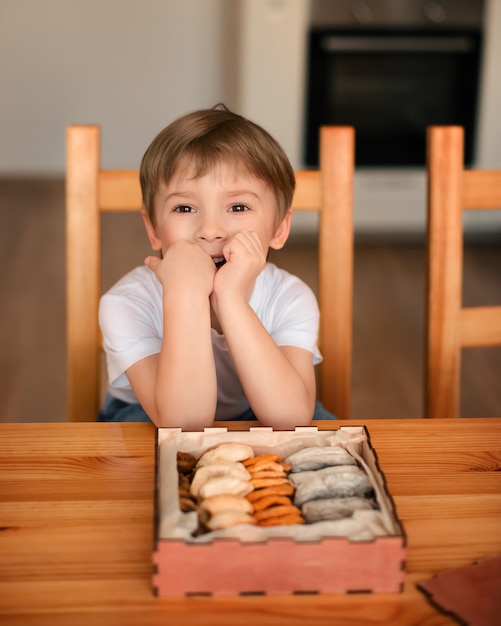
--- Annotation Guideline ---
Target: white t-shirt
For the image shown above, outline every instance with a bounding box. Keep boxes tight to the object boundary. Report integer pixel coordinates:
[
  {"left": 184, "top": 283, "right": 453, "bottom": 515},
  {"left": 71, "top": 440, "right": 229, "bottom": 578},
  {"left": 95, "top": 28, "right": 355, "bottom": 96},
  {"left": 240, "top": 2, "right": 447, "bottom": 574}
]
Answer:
[{"left": 99, "top": 262, "right": 322, "bottom": 420}]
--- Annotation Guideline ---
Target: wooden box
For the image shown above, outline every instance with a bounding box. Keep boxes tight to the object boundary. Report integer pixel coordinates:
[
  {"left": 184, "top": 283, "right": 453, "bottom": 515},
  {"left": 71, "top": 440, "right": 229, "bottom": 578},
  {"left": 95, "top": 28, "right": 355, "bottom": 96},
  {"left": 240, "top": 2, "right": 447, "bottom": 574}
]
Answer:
[{"left": 152, "top": 426, "right": 406, "bottom": 596}]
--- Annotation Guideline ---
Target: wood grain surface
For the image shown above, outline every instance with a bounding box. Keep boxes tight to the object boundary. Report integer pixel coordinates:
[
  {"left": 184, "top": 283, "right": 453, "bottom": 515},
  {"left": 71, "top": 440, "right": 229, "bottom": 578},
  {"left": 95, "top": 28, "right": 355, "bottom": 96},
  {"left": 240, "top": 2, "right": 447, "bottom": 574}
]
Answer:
[{"left": 1, "top": 419, "right": 500, "bottom": 625}]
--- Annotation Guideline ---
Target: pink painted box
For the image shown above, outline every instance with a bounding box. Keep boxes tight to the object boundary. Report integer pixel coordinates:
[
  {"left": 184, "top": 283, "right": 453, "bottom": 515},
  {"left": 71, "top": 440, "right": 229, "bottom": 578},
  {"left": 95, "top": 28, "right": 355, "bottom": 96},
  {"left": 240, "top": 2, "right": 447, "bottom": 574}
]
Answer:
[{"left": 152, "top": 426, "right": 406, "bottom": 596}]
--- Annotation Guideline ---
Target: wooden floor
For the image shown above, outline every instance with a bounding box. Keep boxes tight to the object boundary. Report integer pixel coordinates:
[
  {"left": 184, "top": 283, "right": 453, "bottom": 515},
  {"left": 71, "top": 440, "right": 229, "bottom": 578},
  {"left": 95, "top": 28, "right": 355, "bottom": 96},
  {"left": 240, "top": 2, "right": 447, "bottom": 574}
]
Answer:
[{"left": 1, "top": 178, "right": 500, "bottom": 422}]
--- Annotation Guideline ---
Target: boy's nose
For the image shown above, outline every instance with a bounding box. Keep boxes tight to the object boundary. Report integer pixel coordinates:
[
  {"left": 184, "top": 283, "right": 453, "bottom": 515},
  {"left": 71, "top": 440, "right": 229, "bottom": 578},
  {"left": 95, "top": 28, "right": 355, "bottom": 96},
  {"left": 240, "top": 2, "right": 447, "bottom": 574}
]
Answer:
[{"left": 196, "top": 216, "right": 226, "bottom": 242}]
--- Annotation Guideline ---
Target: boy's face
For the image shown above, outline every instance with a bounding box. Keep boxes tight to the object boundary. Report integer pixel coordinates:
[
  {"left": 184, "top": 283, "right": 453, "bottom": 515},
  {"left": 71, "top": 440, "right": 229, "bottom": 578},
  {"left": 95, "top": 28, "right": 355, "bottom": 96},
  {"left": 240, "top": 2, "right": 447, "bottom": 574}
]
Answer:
[{"left": 143, "top": 161, "right": 291, "bottom": 260}]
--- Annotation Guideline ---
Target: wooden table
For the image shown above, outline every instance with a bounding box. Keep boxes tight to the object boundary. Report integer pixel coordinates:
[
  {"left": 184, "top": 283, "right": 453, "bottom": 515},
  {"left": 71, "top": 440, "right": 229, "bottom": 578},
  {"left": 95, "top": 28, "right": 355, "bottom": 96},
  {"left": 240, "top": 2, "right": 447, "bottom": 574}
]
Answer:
[{"left": 1, "top": 419, "right": 500, "bottom": 625}]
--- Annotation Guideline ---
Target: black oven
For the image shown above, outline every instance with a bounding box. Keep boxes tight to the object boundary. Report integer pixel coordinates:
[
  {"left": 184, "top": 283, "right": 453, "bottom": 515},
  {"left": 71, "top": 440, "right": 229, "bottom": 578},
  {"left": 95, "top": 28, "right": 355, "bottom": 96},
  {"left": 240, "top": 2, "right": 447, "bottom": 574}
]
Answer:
[{"left": 304, "top": 0, "right": 484, "bottom": 167}]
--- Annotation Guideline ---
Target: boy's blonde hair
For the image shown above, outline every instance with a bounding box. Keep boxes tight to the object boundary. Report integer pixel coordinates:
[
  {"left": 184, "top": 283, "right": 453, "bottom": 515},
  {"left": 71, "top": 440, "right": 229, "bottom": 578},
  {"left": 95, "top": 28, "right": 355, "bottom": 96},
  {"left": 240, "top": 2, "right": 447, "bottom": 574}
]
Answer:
[{"left": 140, "top": 106, "right": 295, "bottom": 226}]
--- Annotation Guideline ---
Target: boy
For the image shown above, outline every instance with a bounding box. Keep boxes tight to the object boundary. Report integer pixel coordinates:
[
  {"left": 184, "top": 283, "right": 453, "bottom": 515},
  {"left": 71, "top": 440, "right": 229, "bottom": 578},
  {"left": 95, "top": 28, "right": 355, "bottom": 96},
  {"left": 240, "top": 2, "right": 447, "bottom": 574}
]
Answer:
[{"left": 98, "top": 106, "right": 333, "bottom": 428}]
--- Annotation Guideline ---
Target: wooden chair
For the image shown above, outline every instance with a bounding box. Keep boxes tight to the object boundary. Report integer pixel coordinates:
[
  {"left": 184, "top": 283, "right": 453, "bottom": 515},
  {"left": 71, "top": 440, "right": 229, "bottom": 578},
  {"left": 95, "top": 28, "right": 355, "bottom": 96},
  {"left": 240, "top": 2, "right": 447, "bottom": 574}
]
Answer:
[
  {"left": 66, "top": 125, "right": 355, "bottom": 422},
  {"left": 425, "top": 126, "right": 501, "bottom": 418}
]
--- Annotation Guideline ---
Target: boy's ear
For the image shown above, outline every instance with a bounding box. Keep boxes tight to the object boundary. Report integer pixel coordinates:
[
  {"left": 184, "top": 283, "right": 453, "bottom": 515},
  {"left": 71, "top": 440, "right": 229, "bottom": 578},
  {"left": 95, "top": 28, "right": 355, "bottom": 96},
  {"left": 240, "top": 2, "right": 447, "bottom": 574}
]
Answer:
[
  {"left": 141, "top": 209, "right": 162, "bottom": 251},
  {"left": 269, "top": 210, "right": 292, "bottom": 250}
]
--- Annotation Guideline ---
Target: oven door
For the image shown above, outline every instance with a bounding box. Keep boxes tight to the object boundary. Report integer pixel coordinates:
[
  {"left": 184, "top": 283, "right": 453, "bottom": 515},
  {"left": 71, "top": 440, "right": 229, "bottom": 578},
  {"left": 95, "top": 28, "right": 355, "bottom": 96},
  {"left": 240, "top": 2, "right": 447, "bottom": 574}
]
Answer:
[{"left": 305, "top": 29, "right": 482, "bottom": 167}]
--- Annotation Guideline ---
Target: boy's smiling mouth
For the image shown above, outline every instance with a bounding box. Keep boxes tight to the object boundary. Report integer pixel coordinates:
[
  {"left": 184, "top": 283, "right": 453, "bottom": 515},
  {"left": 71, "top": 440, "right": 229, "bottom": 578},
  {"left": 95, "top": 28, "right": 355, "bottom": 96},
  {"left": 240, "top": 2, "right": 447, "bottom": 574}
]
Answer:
[{"left": 213, "top": 256, "right": 226, "bottom": 269}]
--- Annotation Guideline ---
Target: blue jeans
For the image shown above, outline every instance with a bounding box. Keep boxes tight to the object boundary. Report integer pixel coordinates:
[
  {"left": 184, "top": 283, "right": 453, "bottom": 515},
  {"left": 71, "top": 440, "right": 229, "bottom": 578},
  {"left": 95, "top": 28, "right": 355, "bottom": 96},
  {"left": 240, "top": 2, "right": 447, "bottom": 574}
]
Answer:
[
  {"left": 97, "top": 394, "right": 336, "bottom": 423},
  {"left": 98, "top": 395, "right": 152, "bottom": 422}
]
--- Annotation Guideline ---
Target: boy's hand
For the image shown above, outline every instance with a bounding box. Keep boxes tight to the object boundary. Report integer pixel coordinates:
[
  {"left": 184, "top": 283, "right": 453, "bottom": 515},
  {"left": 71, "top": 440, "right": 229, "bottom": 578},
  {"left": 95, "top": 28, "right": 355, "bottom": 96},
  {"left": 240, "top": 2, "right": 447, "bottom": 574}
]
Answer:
[
  {"left": 212, "top": 230, "right": 265, "bottom": 304},
  {"left": 145, "top": 240, "right": 216, "bottom": 297}
]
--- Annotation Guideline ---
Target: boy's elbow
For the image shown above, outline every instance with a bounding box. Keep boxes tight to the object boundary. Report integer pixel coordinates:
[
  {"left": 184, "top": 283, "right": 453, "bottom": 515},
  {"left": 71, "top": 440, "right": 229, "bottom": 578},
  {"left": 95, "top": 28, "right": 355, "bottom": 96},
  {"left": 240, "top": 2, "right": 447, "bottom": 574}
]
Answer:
[
  {"left": 154, "top": 405, "right": 216, "bottom": 431},
  {"left": 256, "top": 399, "right": 315, "bottom": 429}
]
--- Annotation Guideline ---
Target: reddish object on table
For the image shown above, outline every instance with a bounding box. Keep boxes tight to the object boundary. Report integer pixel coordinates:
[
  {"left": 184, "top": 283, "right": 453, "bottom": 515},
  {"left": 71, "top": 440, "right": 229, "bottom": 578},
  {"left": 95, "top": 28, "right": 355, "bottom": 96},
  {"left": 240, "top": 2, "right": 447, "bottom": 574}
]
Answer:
[{"left": 418, "top": 555, "right": 501, "bottom": 626}]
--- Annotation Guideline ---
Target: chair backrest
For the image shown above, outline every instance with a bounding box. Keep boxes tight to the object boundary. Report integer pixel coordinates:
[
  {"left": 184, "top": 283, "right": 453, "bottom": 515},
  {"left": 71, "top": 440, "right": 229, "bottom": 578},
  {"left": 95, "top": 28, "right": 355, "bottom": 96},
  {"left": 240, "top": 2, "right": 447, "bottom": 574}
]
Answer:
[
  {"left": 66, "top": 125, "right": 354, "bottom": 422},
  {"left": 425, "top": 125, "right": 501, "bottom": 418}
]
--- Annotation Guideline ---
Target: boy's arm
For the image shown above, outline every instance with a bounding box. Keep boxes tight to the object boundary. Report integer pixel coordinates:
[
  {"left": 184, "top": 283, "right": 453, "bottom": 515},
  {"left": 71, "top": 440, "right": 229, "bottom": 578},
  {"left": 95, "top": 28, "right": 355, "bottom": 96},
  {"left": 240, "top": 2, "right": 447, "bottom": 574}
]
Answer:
[
  {"left": 215, "top": 296, "right": 316, "bottom": 428},
  {"left": 212, "top": 231, "right": 316, "bottom": 428},
  {"left": 127, "top": 242, "right": 218, "bottom": 429}
]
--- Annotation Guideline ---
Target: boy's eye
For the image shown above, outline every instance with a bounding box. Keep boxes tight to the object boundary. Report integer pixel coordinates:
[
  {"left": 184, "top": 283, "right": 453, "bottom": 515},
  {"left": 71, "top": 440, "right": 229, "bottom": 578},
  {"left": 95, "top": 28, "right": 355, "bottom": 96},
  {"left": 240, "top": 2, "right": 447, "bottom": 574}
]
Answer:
[
  {"left": 229, "top": 204, "right": 249, "bottom": 213},
  {"left": 174, "top": 205, "right": 195, "bottom": 213}
]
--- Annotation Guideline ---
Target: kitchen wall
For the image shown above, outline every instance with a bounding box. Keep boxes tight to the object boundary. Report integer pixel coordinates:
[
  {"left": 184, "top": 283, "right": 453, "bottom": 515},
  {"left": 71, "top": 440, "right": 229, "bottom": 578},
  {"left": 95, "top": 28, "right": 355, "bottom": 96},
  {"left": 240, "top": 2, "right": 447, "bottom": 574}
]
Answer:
[
  {"left": 0, "top": 0, "right": 233, "bottom": 173},
  {"left": 1, "top": 0, "right": 500, "bottom": 233}
]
